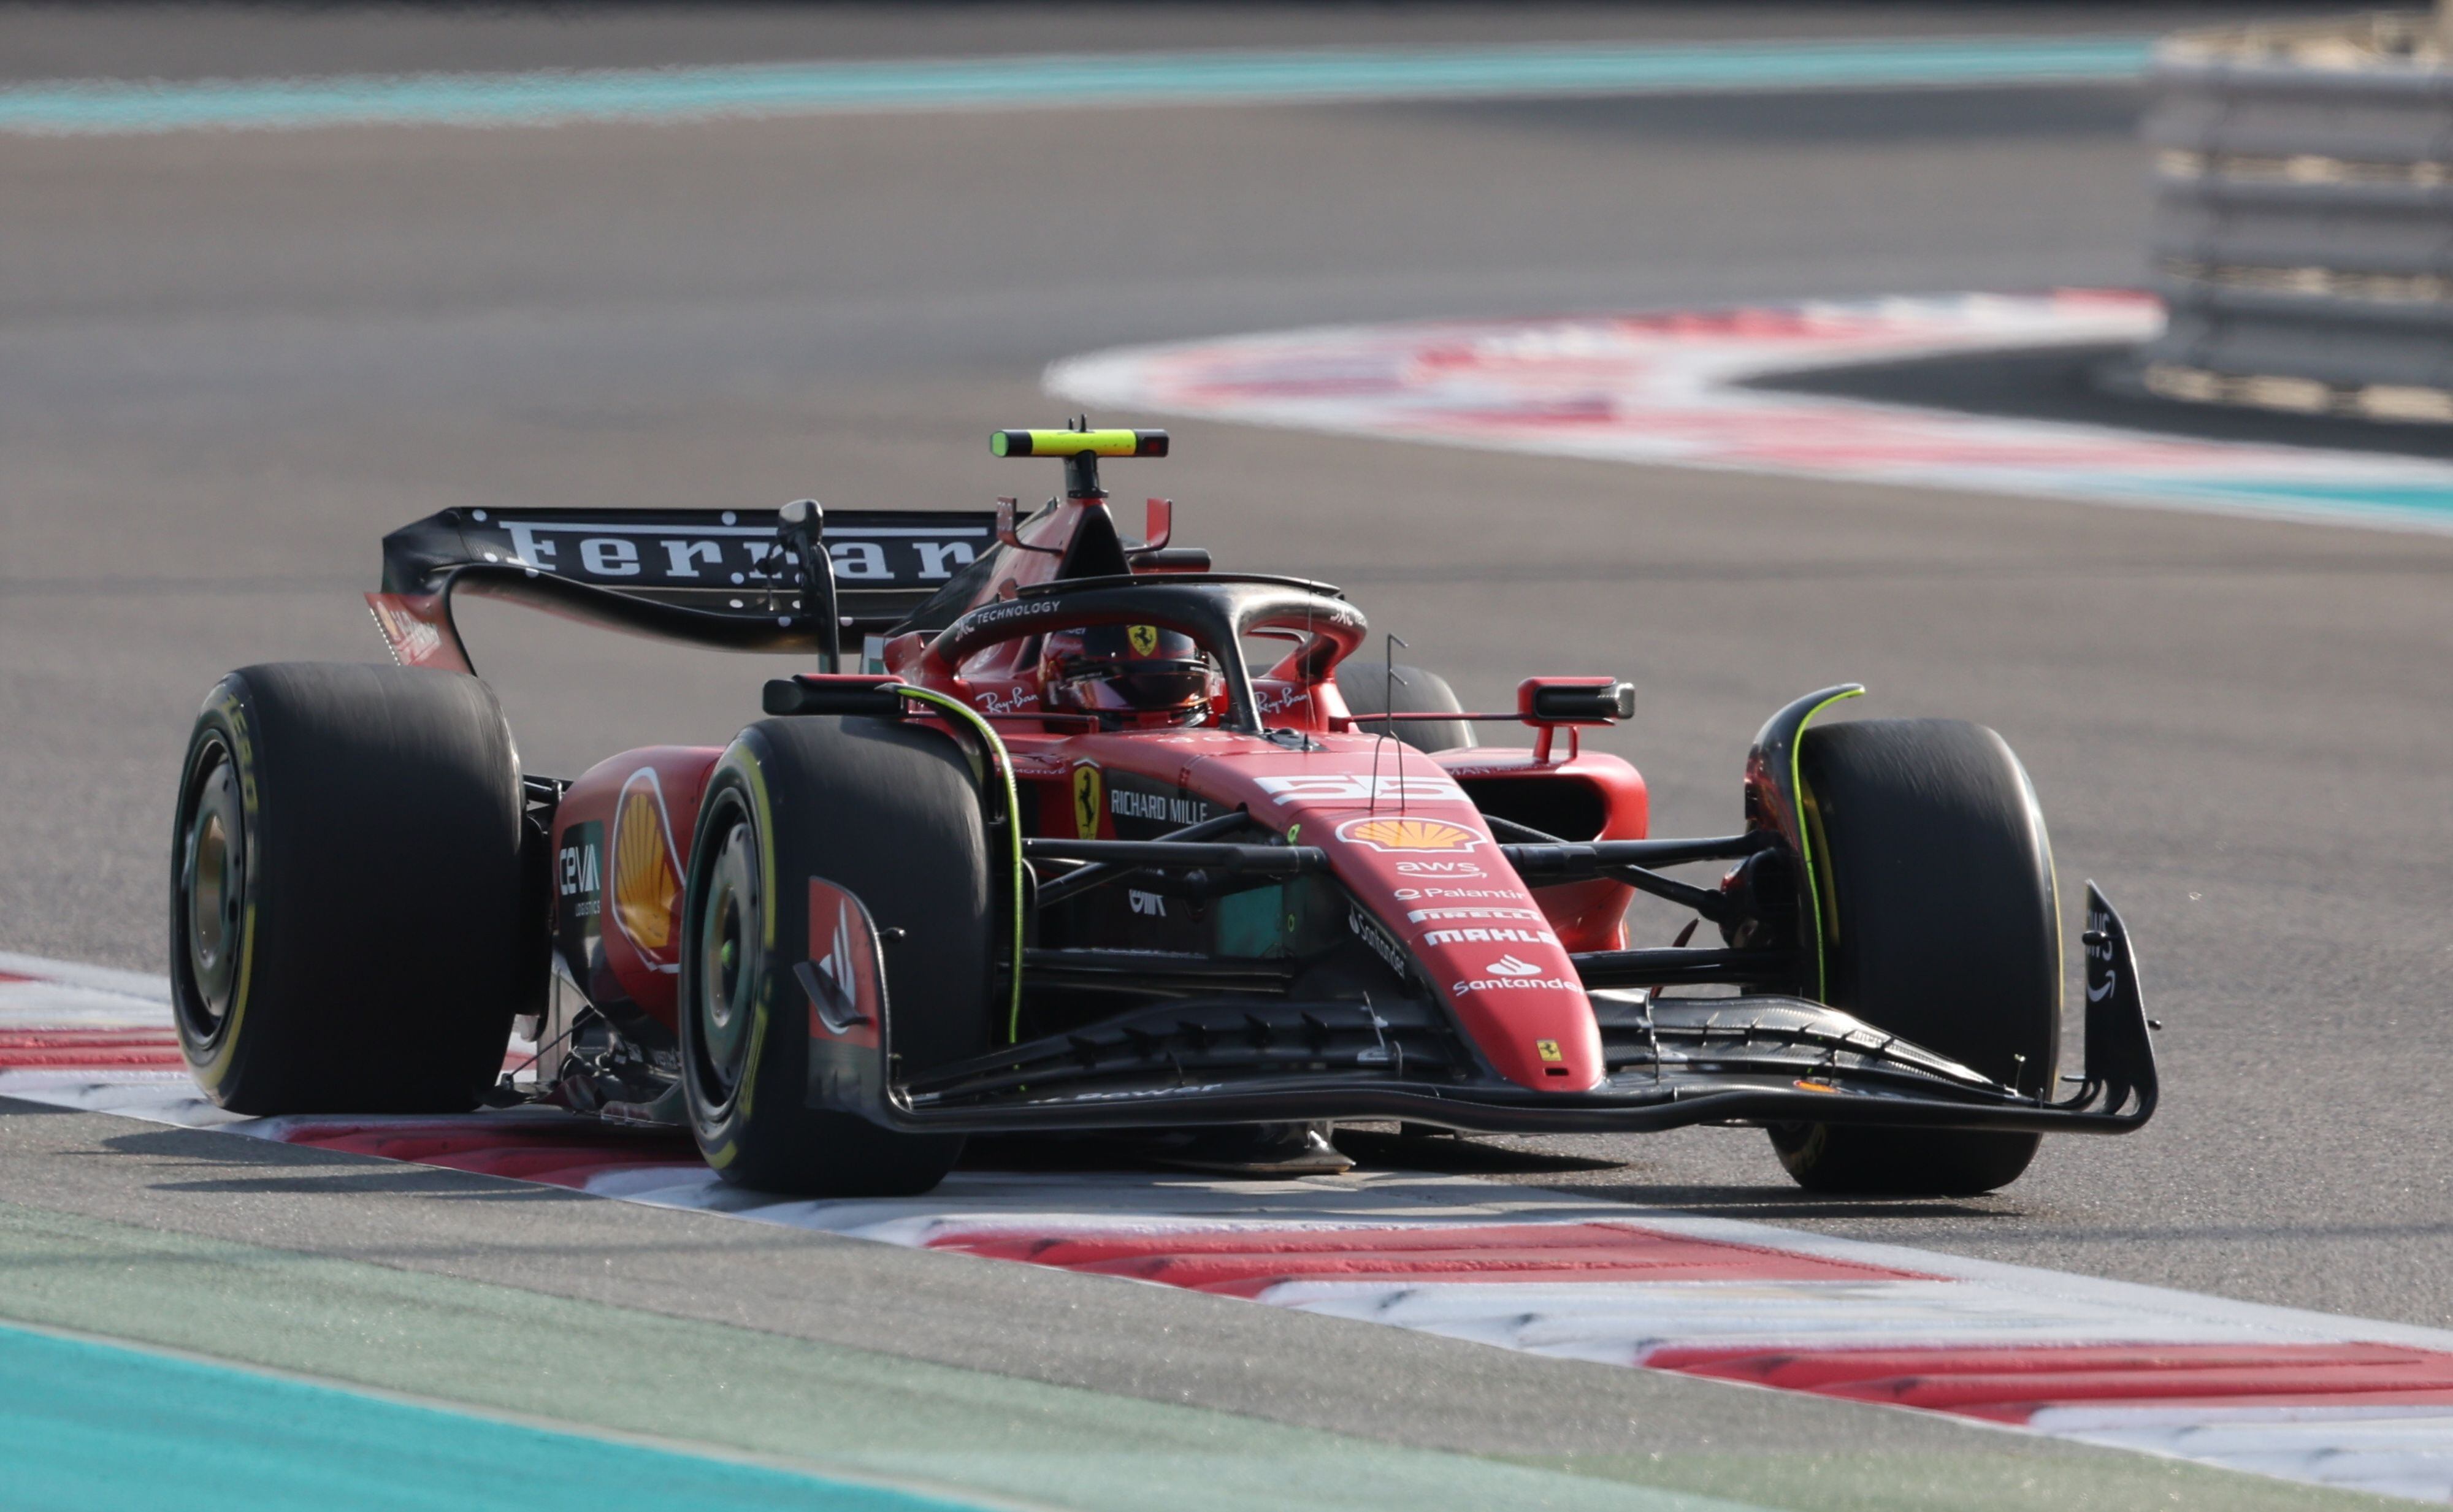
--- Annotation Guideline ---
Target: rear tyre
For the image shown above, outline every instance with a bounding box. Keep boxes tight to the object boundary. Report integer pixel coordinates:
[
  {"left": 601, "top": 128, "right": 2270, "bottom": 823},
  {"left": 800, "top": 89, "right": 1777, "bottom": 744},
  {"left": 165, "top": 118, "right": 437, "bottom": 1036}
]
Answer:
[
  {"left": 169, "top": 663, "right": 532, "bottom": 1113},
  {"left": 1336, "top": 662, "right": 1475, "bottom": 753},
  {"left": 679, "top": 716, "right": 991, "bottom": 1196},
  {"left": 1769, "top": 719, "right": 2060, "bottom": 1196}
]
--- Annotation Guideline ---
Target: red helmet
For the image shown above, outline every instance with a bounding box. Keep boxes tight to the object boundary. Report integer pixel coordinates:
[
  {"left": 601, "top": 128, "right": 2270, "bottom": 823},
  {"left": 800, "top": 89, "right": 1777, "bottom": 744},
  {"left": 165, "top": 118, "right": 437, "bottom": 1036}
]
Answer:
[{"left": 1038, "top": 623, "right": 1219, "bottom": 727}]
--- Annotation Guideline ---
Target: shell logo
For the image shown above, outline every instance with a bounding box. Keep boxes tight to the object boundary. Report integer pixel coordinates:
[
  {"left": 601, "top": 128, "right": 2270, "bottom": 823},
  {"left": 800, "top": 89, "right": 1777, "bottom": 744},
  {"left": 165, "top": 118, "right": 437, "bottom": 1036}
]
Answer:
[
  {"left": 1336, "top": 815, "right": 1482, "bottom": 853},
  {"left": 612, "top": 770, "right": 682, "bottom": 958}
]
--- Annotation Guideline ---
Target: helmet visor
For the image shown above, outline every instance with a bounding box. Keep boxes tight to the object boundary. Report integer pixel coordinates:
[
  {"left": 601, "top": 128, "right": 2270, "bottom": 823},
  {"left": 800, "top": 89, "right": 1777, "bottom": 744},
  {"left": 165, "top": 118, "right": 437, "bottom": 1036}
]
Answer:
[{"left": 1059, "top": 662, "right": 1214, "bottom": 713}]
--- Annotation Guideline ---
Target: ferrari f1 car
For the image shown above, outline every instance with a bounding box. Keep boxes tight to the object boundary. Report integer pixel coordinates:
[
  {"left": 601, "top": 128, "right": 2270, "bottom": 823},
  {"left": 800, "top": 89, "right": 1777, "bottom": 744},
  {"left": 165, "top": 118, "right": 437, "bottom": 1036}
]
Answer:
[{"left": 169, "top": 424, "right": 2156, "bottom": 1197}]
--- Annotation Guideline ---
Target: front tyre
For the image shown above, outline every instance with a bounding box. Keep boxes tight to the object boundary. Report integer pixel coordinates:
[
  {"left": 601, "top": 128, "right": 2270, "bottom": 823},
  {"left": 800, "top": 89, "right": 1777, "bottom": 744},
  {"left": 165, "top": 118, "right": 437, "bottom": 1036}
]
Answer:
[
  {"left": 170, "top": 663, "right": 534, "bottom": 1113},
  {"left": 679, "top": 716, "right": 992, "bottom": 1197},
  {"left": 1770, "top": 719, "right": 2061, "bottom": 1196}
]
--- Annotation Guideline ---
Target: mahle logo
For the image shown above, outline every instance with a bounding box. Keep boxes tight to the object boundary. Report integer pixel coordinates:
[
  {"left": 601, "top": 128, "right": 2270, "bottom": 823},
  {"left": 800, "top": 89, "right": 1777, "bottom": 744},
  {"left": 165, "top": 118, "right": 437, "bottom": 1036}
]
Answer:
[{"left": 1422, "top": 926, "right": 1557, "bottom": 949}]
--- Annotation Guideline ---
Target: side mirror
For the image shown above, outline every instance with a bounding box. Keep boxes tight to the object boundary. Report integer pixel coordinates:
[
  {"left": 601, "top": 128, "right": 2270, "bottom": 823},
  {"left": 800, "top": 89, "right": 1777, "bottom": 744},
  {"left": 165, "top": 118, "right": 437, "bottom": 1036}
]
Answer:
[{"left": 1521, "top": 678, "right": 1636, "bottom": 724}]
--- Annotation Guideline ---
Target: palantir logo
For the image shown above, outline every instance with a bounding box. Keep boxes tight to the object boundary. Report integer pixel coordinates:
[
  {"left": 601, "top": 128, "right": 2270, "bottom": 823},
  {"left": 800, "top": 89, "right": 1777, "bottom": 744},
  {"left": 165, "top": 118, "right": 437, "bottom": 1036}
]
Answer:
[{"left": 1483, "top": 954, "right": 1544, "bottom": 977}]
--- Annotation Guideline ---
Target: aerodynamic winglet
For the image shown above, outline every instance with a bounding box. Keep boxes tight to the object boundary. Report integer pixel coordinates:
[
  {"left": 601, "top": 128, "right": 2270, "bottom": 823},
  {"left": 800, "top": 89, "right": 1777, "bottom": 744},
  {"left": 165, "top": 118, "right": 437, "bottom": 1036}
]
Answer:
[{"left": 2070, "top": 882, "right": 2159, "bottom": 1126}]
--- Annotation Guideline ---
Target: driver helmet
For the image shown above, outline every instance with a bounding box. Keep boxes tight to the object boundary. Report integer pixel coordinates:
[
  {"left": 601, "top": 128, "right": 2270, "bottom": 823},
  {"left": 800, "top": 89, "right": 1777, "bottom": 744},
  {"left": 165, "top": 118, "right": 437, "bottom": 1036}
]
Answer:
[{"left": 1038, "top": 623, "right": 1219, "bottom": 727}]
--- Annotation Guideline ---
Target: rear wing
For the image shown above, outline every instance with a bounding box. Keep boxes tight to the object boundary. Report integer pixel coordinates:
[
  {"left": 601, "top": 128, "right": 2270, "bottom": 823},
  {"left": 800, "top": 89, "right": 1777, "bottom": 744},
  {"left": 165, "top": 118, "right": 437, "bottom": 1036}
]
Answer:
[{"left": 367, "top": 505, "right": 997, "bottom": 673}]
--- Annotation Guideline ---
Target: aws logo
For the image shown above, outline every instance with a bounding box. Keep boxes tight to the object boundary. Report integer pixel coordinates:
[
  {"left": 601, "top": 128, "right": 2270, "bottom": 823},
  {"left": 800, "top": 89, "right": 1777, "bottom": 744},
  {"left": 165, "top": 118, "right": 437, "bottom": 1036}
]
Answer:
[
  {"left": 611, "top": 769, "right": 683, "bottom": 969},
  {"left": 1393, "top": 860, "right": 1485, "bottom": 877}
]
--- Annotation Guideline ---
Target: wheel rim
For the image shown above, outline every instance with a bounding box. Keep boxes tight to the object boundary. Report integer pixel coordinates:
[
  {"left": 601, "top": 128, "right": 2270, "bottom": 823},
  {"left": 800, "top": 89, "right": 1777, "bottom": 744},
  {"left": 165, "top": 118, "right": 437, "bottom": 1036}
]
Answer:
[
  {"left": 692, "top": 814, "right": 761, "bottom": 1107},
  {"left": 178, "top": 738, "right": 247, "bottom": 1032}
]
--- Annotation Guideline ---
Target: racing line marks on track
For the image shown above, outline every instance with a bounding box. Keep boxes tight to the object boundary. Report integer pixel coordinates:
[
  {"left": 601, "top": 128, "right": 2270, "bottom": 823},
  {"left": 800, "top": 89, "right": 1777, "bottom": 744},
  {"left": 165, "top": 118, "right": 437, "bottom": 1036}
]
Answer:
[
  {"left": 4, "top": 950, "right": 2452, "bottom": 1505},
  {"left": 1047, "top": 290, "right": 2453, "bottom": 536}
]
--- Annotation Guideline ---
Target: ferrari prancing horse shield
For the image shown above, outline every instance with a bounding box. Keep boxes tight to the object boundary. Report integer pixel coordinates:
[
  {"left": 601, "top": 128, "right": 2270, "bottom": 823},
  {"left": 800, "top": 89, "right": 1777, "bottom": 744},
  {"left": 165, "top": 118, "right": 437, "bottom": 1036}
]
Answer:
[{"left": 1072, "top": 763, "right": 1103, "bottom": 839}]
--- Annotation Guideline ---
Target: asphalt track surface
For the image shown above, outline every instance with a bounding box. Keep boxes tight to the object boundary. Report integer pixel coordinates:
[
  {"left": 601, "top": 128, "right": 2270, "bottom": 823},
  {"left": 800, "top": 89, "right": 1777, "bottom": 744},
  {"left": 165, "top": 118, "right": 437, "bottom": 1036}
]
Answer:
[{"left": 1, "top": 5, "right": 2446, "bottom": 1508}]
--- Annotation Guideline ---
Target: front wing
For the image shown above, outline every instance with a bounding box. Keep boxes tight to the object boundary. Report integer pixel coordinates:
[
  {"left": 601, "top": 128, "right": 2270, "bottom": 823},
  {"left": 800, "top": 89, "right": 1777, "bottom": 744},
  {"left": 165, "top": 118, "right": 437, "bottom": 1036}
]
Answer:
[{"left": 867, "top": 884, "right": 2157, "bottom": 1139}]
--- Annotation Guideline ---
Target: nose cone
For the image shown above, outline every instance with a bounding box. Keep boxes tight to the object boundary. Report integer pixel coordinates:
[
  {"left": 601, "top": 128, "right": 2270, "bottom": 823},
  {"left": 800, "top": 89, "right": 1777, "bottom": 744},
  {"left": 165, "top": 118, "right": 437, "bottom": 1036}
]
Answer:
[
  {"left": 1317, "top": 812, "right": 1603, "bottom": 1091},
  {"left": 1316, "top": 825, "right": 1605, "bottom": 1091},
  {"left": 1433, "top": 944, "right": 1605, "bottom": 1091},
  {"left": 1227, "top": 745, "right": 1607, "bottom": 1093}
]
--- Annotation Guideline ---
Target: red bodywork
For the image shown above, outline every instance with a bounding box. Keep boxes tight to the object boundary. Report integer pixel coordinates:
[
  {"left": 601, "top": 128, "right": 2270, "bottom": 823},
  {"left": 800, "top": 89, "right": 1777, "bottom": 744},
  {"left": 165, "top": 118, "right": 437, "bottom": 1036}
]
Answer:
[{"left": 548, "top": 495, "right": 1648, "bottom": 1095}]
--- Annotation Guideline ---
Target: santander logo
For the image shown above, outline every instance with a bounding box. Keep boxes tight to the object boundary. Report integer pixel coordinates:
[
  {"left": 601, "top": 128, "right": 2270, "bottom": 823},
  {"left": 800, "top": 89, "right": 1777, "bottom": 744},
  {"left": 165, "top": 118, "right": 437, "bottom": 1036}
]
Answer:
[{"left": 1450, "top": 950, "right": 1579, "bottom": 996}]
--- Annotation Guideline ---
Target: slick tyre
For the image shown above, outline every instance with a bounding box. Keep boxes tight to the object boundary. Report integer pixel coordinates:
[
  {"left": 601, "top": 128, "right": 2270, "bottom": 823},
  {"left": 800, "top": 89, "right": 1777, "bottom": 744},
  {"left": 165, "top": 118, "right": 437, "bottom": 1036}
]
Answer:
[
  {"left": 170, "top": 663, "right": 535, "bottom": 1113},
  {"left": 1335, "top": 662, "right": 1475, "bottom": 752},
  {"left": 1770, "top": 719, "right": 2061, "bottom": 1197},
  {"left": 679, "top": 716, "right": 991, "bottom": 1197}
]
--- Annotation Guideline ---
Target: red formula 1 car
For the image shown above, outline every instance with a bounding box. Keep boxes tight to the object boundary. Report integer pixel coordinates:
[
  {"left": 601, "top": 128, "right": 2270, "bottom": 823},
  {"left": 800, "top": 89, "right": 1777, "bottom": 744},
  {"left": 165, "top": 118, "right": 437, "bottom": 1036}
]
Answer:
[{"left": 169, "top": 426, "right": 2156, "bottom": 1197}]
